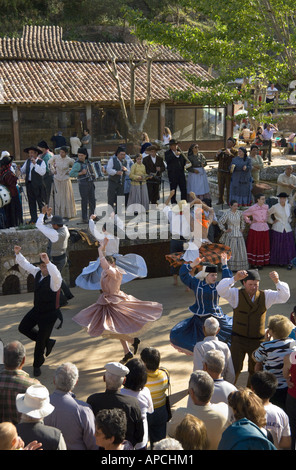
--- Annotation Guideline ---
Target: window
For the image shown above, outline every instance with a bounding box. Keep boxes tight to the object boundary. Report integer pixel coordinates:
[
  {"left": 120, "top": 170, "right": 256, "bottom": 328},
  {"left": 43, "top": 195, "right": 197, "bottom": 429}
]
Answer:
[{"left": 0, "top": 108, "right": 13, "bottom": 155}]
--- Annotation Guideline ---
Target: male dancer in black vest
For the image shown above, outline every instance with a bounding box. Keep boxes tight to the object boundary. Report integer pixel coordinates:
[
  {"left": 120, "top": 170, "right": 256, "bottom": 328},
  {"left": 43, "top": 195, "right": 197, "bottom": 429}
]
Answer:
[
  {"left": 14, "top": 245, "right": 62, "bottom": 377},
  {"left": 20, "top": 146, "right": 46, "bottom": 223}
]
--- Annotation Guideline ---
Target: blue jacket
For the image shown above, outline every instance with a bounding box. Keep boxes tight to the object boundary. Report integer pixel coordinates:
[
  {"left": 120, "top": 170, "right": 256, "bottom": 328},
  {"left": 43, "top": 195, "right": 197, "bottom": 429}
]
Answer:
[{"left": 218, "top": 418, "right": 277, "bottom": 450}]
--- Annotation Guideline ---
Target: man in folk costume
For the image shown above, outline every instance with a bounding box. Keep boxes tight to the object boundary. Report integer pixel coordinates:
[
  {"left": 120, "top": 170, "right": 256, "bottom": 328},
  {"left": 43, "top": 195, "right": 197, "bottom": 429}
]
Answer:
[
  {"left": 106, "top": 146, "right": 128, "bottom": 214},
  {"left": 142, "top": 145, "right": 166, "bottom": 204},
  {"left": 14, "top": 246, "right": 63, "bottom": 378},
  {"left": 216, "top": 269, "right": 290, "bottom": 385},
  {"left": 215, "top": 137, "right": 237, "bottom": 205},
  {"left": 165, "top": 139, "right": 187, "bottom": 204}
]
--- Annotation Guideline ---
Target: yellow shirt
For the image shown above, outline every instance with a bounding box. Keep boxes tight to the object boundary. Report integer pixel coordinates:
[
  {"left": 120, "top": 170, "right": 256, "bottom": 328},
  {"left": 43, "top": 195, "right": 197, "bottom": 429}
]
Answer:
[
  {"left": 146, "top": 368, "right": 169, "bottom": 408},
  {"left": 130, "top": 163, "right": 148, "bottom": 186}
]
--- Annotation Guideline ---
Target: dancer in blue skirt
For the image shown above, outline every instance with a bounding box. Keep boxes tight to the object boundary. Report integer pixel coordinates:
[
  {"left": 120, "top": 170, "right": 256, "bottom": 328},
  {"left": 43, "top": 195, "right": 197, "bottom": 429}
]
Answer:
[{"left": 170, "top": 252, "right": 233, "bottom": 355}]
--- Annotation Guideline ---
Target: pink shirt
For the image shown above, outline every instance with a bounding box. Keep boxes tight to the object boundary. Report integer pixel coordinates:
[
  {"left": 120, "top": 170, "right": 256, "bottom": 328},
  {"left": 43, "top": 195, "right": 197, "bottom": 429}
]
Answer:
[{"left": 243, "top": 203, "right": 269, "bottom": 231}]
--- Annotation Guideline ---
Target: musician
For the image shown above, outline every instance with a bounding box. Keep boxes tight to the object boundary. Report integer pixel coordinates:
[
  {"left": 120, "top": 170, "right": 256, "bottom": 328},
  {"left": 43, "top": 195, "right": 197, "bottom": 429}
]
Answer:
[
  {"left": 106, "top": 146, "right": 128, "bottom": 214},
  {"left": 215, "top": 137, "right": 238, "bottom": 205},
  {"left": 164, "top": 139, "right": 187, "bottom": 204},
  {"left": 69, "top": 148, "right": 96, "bottom": 223},
  {"left": 143, "top": 145, "right": 166, "bottom": 204},
  {"left": 20, "top": 146, "right": 46, "bottom": 223},
  {"left": 0, "top": 156, "right": 23, "bottom": 227}
]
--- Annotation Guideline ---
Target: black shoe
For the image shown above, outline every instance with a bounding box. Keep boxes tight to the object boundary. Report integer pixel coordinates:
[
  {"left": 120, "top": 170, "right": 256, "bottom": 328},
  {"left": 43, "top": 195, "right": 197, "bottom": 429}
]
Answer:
[
  {"left": 66, "top": 293, "right": 74, "bottom": 300},
  {"left": 33, "top": 367, "right": 41, "bottom": 377},
  {"left": 132, "top": 338, "right": 140, "bottom": 355},
  {"left": 45, "top": 339, "right": 56, "bottom": 357},
  {"left": 120, "top": 351, "right": 133, "bottom": 364},
  {"left": 287, "top": 264, "right": 293, "bottom": 270}
]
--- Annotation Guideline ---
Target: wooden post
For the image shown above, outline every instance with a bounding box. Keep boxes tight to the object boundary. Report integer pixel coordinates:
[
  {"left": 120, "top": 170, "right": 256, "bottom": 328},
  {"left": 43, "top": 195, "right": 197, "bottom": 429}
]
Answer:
[
  {"left": 12, "top": 105, "right": 21, "bottom": 160},
  {"left": 160, "top": 102, "right": 166, "bottom": 141}
]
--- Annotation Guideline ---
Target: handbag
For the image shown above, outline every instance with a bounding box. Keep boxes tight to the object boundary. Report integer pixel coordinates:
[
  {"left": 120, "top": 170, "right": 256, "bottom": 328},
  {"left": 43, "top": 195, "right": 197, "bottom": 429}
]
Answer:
[{"left": 160, "top": 368, "right": 172, "bottom": 421}]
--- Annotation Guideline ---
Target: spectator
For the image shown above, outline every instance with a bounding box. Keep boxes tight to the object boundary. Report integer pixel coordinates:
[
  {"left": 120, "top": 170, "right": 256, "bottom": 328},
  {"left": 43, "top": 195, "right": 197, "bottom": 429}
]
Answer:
[
  {"left": 153, "top": 437, "right": 183, "bottom": 450},
  {"left": 252, "top": 314, "right": 296, "bottom": 410},
  {"left": 51, "top": 131, "right": 67, "bottom": 151},
  {"left": 249, "top": 144, "right": 264, "bottom": 184},
  {"left": 229, "top": 147, "right": 252, "bottom": 207},
  {"left": 175, "top": 414, "right": 209, "bottom": 450},
  {"left": 81, "top": 129, "right": 92, "bottom": 158},
  {"left": 193, "top": 316, "right": 235, "bottom": 384},
  {"left": 250, "top": 371, "right": 291, "bottom": 449},
  {"left": 0, "top": 341, "right": 40, "bottom": 424},
  {"left": 276, "top": 165, "right": 296, "bottom": 197},
  {"left": 0, "top": 422, "right": 42, "bottom": 450},
  {"left": 218, "top": 388, "right": 277, "bottom": 450},
  {"left": 140, "top": 347, "right": 170, "bottom": 448},
  {"left": 16, "top": 384, "right": 67, "bottom": 450},
  {"left": 167, "top": 370, "right": 230, "bottom": 450},
  {"left": 215, "top": 137, "right": 237, "bottom": 205},
  {"left": 70, "top": 131, "right": 81, "bottom": 158},
  {"left": 44, "top": 362, "right": 98, "bottom": 450},
  {"left": 262, "top": 123, "right": 278, "bottom": 164},
  {"left": 87, "top": 362, "right": 144, "bottom": 448},
  {"left": 186, "top": 143, "right": 211, "bottom": 201},
  {"left": 120, "top": 358, "right": 154, "bottom": 450},
  {"left": 95, "top": 408, "right": 133, "bottom": 450},
  {"left": 162, "top": 127, "right": 172, "bottom": 146},
  {"left": 266, "top": 83, "right": 278, "bottom": 114},
  {"left": 202, "top": 350, "right": 237, "bottom": 404}
]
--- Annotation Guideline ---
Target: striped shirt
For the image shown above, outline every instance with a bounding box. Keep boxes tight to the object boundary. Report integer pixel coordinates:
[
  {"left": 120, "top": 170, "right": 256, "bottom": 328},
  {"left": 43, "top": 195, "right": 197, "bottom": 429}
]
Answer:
[
  {"left": 253, "top": 338, "right": 296, "bottom": 389},
  {"left": 145, "top": 369, "right": 169, "bottom": 409},
  {"left": 0, "top": 369, "right": 40, "bottom": 424}
]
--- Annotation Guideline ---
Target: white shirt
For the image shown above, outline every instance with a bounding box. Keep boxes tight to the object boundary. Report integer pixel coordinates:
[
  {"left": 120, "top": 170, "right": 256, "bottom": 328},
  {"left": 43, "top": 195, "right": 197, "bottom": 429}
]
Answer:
[
  {"left": 267, "top": 202, "right": 293, "bottom": 233},
  {"left": 193, "top": 336, "right": 235, "bottom": 384},
  {"left": 216, "top": 277, "right": 290, "bottom": 309},
  {"left": 16, "top": 252, "right": 62, "bottom": 292},
  {"left": 211, "top": 379, "right": 237, "bottom": 405},
  {"left": 20, "top": 158, "right": 46, "bottom": 180},
  {"left": 264, "top": 402, "right": 291, "bottom": 449},
  {"left": 70, "top": 136, "right": 81, "bottom": 154},
  {"left": 36, "top": 214, "right": 59, "bottom": 243}
]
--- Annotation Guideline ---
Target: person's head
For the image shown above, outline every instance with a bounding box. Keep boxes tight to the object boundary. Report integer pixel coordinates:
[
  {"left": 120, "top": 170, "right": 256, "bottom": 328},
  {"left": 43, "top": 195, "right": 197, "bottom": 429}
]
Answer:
[
  {"left": 135, "top": 153, "right": 142, "bottom": 165},
  {"left": 285, "top": 165, "right": 293, "bottom": 176},
  {"left": 153, "top": 438, "right": 183, "bottom": 450},
  {"left": 72, "top": 131, "right": 78, "bottom": 137},
  {"left": 77, "top": 148, "right": 88, "bottom": 161},
  {"left": 24, "top": 146, "right": 42, "bottom": 160},
  {"left": 124, "top": 358, "right": 147, "bottom": 392},
  {"left": 188, "top": 143, "right": 199, "bottom": 155},
  {"left": 189, "top": 370, "right": 214, "bottom": 405},
  {"left": 241, "top": 269, "right": 260, "bottom": 297},
  {"left": 175, "top": 414, "right": 209, "bottom": 450},
  {"left": 95, "top": 408, "right": 127, "bottom": 450},
  {"left": 196, "top": 263, "right": 218, "bottom": 284},
  {"left": 203, "top": 317, "right": 220, "bottom": 337},
  {"left": 59, "top": 146, "right": 68, "bottom": 158},
  {"left": 103, "top": 362, "right": 129, "bottom": 391},
  {"left": 140, "top": 347, "right": 160, "bottom": 372},
  {"left": 145, "top": 145, "right": 159, "bottom": 157},
  {"left": 54, "top": 362, "right": 79, "bottom": 392},
  {"left": 254, "top": 193, "right": 265, "bottom": 205},
  {"left": 238, "top": 146, "right": 247, "bottom": 160},
  {"left": 0, "top": 422, "right": 18, "bottom": 450},
  {"left": 164, "top": 127, "right": 171, "bottom": 136},
  {"left": 267, "top": 314, "right": 294, "bottom": 340},
  {"left": 4, "top": 341, "right": 26, "bottom": 370},
  {"left": 84, "top": 129, "right": 89, "bottom": 135},
  {"left": 105, "top": 255, "right": 116, "bottom": 267},
  {"left": 142, "top": 132, "right": 149, "bottom": 142},
  {"left": 228, "top": 387, "right": 266, "bottom": 428},
  {"left": 16, "top": 384, "right": 54, "bottom": 421},
  {"left": 169, "top": 139, "right": 178, "bottom": 151},
  {"left": 277, "top": 192, "right": 289, "bottom": 206},
  {"left": 226, "top": 137, "right": 236, "bottom": 148},
  {"left": 250, "top": 144, "right": 259, "bottom": 156},
  {"left": 37, "top": 141, "right": 49, "bottom": 152},
  {"left": 38, "top": 259, "right": 49, "bottom": 277},
  {"left": 203, "top": 350, "right": 225, "bottom": 378},
  {"left": 230, "top": 200, "right": 238, "bottom": 212},
  {"left": 50, "top": 215, "right": 64, "bottom": 231},
  {"left": 250, "top": 371, "right": 278, "bottom": 401},
  {"left": 115, "top": 146, "right": 126, "bottom": 160}
]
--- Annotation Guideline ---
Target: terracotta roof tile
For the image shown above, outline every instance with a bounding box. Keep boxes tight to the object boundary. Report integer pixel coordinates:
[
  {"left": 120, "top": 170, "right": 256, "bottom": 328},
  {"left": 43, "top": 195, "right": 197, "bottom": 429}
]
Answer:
[{"left": 0, "top": 25, "right": 212, "bottom": 105}]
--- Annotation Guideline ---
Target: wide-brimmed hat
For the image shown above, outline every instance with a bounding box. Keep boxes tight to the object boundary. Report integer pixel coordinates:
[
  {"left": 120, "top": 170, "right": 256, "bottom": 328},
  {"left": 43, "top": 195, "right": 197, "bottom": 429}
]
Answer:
[
  {"left": 24, "top": 146, "right": 42, "bottom": 154},
  {"left": 242, "top": 269, "right": 261, "bottom": 282},
  {"left": 169, "top": 139, "right": 178, "bottom": 145},
  {"left": 16, "top": 384, "right": 54, "bottom": 419},
  {"left": 37, "top": 141, "right": 49, "bottom": 149},
  {"left": 145, "top": 144, "right": 160, "bottom": 152},
  {"left": 277, "top": 192, "right": 289, "bottom": 198},
  {"left": 77, "top": 147, "right": 88, "bottom": 156}
]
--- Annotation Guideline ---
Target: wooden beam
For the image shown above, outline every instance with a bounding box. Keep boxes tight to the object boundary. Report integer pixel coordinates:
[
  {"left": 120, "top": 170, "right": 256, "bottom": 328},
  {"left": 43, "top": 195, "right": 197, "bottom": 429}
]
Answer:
[{"left": 12, "top": 105, "right": 21, "bottom": 160}]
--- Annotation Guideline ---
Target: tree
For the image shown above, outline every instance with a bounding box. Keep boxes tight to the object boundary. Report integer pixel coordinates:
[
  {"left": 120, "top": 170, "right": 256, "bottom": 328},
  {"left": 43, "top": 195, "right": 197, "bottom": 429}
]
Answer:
[
  {"left": 106, "top": 47, "right": 158, "bottom": 150},
  {"left": 125, "top": 0, "right": 296, "bottom": 123}
]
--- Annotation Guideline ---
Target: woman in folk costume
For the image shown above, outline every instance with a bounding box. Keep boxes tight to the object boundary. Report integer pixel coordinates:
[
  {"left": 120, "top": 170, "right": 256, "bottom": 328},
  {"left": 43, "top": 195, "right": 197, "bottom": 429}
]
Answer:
[
  {"left": 75, "top": 213, "right": 147, "bottom": 290},
  {"left": 73, "top": 239, "right": 163, "bottom": 364},
  {"left": 218, "top": 200, "right": 249, "bottom": 272},
  {"left": 243, "top": 193, "right": 270, "bottom": 268},
  {"left": 268, "top": 192, "right": 296, "bottom": 269},
  {"left": 169, "top": 253, "right": 233, "bottom": 355}
]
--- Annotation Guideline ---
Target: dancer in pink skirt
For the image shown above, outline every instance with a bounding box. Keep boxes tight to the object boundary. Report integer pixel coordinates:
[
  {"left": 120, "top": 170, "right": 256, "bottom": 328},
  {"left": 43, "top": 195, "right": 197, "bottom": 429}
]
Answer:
[{"left": 72, "top": 239, "right": 163, "bottom": 363}]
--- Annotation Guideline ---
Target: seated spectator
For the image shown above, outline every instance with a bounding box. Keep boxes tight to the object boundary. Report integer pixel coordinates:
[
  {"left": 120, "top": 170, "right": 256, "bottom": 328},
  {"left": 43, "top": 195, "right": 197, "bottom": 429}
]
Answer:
[
  {"left": 252, "top": 314, "right": 296, "bottom": 410},
  {"left": 140, "top": 347, "right": 170, "bottom": 448},
  {"left": 218, "top": 388, "right": 277, "bottom": 450},
  {"left": 0, "top": 341, "right": 40, "bottom": 424},
  {"left": 0, "top": 422, "right": 42, "bottom": 450},
  {"left": 16, "top": 384, "right": 67, "bottom": 450},
  {"left": 167, "top": 370, "right": 230, "bottom": 450},
  {"left": 44, "top": 362, "right": 98, "bottom": 450},
  {"left": 153, "top": 437, "right": 183, "bottom": 450},
  {"left": 175, "top": 414, "right": 209, "bottom": 450},
  {"left": 120, "top": 358, "right": 154, "bottom": 450},
  {"left": 87, "top": 362, "right": 144, "bottom": 448},
  {"left": 202, "top": 350, "right": 237, "bottom": 404},
  {"left": 250, "top": 371, "right": 291, "bottom": 449},
  {"left": 193, "top": 316, "right": 235, "bottom": 384},
  {"left": 95, "top": 408, "right": 134, "bottom": 450}
]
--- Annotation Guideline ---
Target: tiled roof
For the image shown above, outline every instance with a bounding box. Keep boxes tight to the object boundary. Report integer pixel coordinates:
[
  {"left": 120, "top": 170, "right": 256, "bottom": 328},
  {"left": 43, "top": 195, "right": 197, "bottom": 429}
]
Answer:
[{"left": 0, "top": 25, "right": 212, "bottom": 105}]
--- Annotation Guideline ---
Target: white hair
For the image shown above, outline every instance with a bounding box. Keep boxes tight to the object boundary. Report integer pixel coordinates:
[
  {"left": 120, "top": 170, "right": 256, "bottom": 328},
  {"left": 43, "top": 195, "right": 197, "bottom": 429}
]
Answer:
[
  {"left": 105, "top": 371, "right": 125, "bottom": 390},
  {"left": 204, "top": 350, "right": 225, "bottom": 374},
  {"left": 54, "top": 363, "right": 79, "bottom": 392},
  {"left": 153, "top": 438, "right": 183, "bottom": 450},
  {"left": 203, "top": 317, "right": 220, "bottom": 336}
]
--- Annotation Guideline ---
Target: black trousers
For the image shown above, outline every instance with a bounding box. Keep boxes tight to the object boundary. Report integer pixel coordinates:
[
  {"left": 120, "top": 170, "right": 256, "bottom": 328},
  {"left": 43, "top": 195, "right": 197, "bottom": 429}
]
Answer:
[
  {"left": 26, "top": 182, "right": 45, "bottom": 223},
  {"left": 169, "top": 175, "right": 187, "bottom": 204},
  {"left": 18, "top": 308, "right": 58, "bottom": 368}
]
